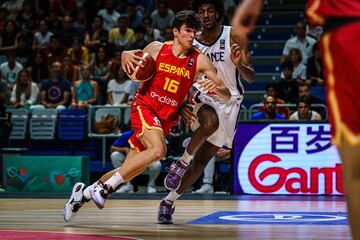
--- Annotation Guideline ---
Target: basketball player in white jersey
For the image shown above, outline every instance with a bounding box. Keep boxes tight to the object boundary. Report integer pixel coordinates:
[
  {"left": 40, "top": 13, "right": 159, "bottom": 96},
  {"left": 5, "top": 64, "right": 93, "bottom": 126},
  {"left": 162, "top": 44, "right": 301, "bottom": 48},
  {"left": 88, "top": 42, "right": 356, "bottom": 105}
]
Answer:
[{"left": 158, "top": 0, "right": 256, "bottom": 224}]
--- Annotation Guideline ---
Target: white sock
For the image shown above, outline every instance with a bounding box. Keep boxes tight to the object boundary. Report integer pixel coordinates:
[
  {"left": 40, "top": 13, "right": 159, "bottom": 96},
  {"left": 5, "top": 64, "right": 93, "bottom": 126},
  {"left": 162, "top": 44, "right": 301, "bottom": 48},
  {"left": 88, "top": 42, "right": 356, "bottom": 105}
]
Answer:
[
  {"left": 164, "top": 191, "right": 181, "bottom": 204},
  {"left": 104, "top": 172, "right": 124, "bottom": 189},
  {"left": 180, "top": 150, "right": 194, "bottom": 166},
  {"left": 83, "top": 182, "right": 98, "bottom": 200}
]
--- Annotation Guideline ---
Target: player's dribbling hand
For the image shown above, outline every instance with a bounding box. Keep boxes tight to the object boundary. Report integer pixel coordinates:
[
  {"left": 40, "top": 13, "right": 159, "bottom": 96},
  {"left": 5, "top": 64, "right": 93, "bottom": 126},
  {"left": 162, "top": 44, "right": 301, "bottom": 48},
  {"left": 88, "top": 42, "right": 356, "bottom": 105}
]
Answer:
[
  {"left": 121, "top": 50, "right": 144, "bottom": 74},
  {"left": 179, "top": 105, "right": 197, "bottom": 125}
]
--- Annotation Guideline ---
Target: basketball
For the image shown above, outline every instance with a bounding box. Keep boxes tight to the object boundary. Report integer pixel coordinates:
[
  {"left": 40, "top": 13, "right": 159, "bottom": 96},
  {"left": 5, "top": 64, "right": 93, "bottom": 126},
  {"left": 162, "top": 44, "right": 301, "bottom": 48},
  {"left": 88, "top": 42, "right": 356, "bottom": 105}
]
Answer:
[{"left": 126, "top": 51, "right": 156, "bottom": 82}]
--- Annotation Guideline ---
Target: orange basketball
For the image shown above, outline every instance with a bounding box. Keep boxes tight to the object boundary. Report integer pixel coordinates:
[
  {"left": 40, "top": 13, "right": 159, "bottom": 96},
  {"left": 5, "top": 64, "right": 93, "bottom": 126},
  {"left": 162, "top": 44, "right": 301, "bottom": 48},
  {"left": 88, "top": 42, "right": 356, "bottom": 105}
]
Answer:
[{"left": 126, "top": 51, "right": 156, "bottom": 82}]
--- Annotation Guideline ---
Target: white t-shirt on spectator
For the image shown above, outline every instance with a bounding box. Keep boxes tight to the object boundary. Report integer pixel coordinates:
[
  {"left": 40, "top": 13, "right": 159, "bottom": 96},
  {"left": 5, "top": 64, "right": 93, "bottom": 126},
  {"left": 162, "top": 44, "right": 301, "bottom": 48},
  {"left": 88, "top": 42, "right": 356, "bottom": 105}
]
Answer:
[
  {"left": 10, "top": 82, "right": 39, "bottom": 105},
  {"left": 97, "top": 9, "right": 121, "bottom": 31},
  {"left": 282, "top": 36, "right": 317, "bottom": 64},
  {"left": 34, "top": 31, "right": 54, "bottom": 49},
  {"left": 281, "top": 63, "right": 307, "bottom": 80},
  {"left": 0, "top": 61, "right": 23, "bottom": 85},
  {"left": 107, "top": 79, "right": 131, "bottom": 104}
]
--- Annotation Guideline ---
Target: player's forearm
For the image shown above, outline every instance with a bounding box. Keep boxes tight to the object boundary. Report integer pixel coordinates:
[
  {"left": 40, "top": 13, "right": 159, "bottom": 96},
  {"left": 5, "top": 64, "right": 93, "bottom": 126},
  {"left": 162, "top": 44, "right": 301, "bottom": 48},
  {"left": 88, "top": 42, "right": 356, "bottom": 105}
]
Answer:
[
  {"left": 237, "top": 63, "right": 255, "bottom": 83},
  {"left": 213, "top": 85, "right": 231, "bottom": 101}
]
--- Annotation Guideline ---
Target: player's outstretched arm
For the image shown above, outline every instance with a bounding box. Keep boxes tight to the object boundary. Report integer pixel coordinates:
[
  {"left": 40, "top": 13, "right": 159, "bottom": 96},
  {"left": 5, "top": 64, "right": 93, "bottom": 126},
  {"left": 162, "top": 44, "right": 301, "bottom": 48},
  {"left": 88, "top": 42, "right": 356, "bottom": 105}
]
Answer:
[{"left": 196, "top": 54, "right": 231, "bottom": 101}]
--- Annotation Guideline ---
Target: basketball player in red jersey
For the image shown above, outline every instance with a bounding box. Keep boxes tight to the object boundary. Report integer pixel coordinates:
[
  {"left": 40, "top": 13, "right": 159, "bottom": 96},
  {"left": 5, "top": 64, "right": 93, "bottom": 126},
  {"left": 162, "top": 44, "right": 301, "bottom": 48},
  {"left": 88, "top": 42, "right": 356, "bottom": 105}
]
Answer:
[
  {"left": 307, "top": 1, "right": 360, "bottom": 239},
  {"left": 63, "top": 10, "right": 231, "bottom": 221}
]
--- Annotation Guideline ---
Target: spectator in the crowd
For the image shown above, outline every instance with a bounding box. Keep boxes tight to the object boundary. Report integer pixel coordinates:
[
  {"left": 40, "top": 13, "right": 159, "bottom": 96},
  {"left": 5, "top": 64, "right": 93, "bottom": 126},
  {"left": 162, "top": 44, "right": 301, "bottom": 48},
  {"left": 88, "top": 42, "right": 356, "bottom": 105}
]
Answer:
[
  {"left": 71, "top": 64, "right": 98, "bottom": 109},
  {"left": 44, "top": 34, "right": 66, "bottom": 64},
  {"left": 111, "top": 130, "right": 161, "bottom": 193},
  {"left": 194, "top": 148, "right": 231, "bottom": 194},
  {"left": 108, "top": 47, "right": 124, "bottom": 80},
  {"left": 49, "top": 0, "right": 77, "bottom": 19},
  {"left": 281, "top": 20, "right": 317, "bottom": 65},
  {"left": 150, "top": 0, "right": 174, "bottom": 32},
  {"left": 307, "top": 23, "right": 323, "bottom": 40},
  {"left": 252, "top": 96, "right": 285, "bottom": 120},
  {"left": 10, "top": 69, "right": 39, "bottom": 109},
  {"left": 129, "top": 26, "right": 149, "bottom": 50},
  {"left": 39, "top": 61, "right": 70, "bottom": 111},
  {"left": 84, "top": 16, "right": 105, "bottom": 50},
  {"left": 109, "top": 16, "right": 136, "bottom": 49},
  {"left": 107, "top": 66, "right": 131, "bottom": 106},
  {"left": 259, "top": 83, "right": 289, "bottom": 117},
  {"left": 46, "top": 10, "right": 62, "bottom": 35},
  {"left": 143, "top": 16, "right": 162, "bottom": 42},
  {"left": 27, "top": 50, "right": 49, "bottom": 85},
  {"left": 82, "top": 0, "right": 103, "bottom": 21},
  {"left": 162, "top": 26, "right": 174, "bottom": 41},
  {"left": 306, "top": 42, "right": 324, "bottom": 86},
  {"left": 289, "top": 96, "right": 322, "bottom": 121},
  {"left": 0, "top": 8, "right": 8, "bottom": 36},
  {"left": 60, "top": 16, "right": 77, "bottom": 48},
  {"left": 16, "top": 0, "right": 36, "bottom": 31},
  {"left": 0, "top": 50, "right": 23, "bottom": 90},
  {"left": 97, "top": 0, "right": 121, "bottom": 32},
  {"left": 1, "top": 0, "right": 24, "bottom": 20},
  {"left": 298, "top": 81, "right": 326, "bottom": 119},
  {"left": 34, "top": 20, "right": 54, "bottom": 49},
  {"left": 0, "top": 19, "right": 19, "bottom": 51},
  {"left": 34, "top": 0, "right": 49, "bottom": 20},
  {"left": 277, "top": 61, "right": 299, "bottom": 103},
  {"left": 62, "top": 54, "right": 78, "bottom": 83},
  {"left": 67, "top": 36, "right": 90, "bottom": 66},
  {"left": 73, "top": 7, "right": 91, "bottom": 35},
  {"left": 15, "top": 33, "right": 34, "bottom": 67},
  {"left": 126, "top": 1, "right": 144, "bottom": 29},
  {"left": 281, "top": 48, "right": 306, "bottom": 80},
  {"left": 91, "top": 46, "right": 110, "bottom": 104}
]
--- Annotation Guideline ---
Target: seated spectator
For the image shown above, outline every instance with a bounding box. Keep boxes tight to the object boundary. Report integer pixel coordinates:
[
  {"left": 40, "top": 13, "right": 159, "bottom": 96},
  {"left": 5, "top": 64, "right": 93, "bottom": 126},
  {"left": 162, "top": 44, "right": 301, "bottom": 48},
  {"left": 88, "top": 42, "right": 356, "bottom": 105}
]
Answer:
[
  {"left": 289, "top": 96, "right": 322, "bottom": 121},
  {"left": 129, "top": 26, "right": 149, "bottom": 50},
  {"left": 27, "top": 51, "right": 49, "bottom": 85},
  {"left": 59, "top": 16, "right": 76, "bottom": 48},
  {"left": 109, "top": 16, "right": 135, "bottom": 49},
  {"left": 150, "top": 0, "right": 174, "bottom": 32},
  {"left": 281, "top": 48, "right": 306, "bottom": 80},
  {"left": 39, "top": 61, "right": 70, "bottom": 111},
  {"left": 16, "top": 0, "right": 36, "bottom": 31},
  {"left": 0, "top": 8, "right": 8, "bottom": 37},
  {"left": 143, "top": 16, "right": 162, "bottom": 42},
  {"left": 91, "top": 46, "right": 110, "bottom": 104},
  {"left": 126, "top": 1, "right": 144, "bottom": 29},
  {"left": 298, "top": 81, "right": 326, "bottom": 119},
  {"left": 0, "top": 50, "right": 23, "bottom": 90},
  {"left": 46, "top": 10, "right": 62, "bottom": 35},
  {"left": 97, "top": 0, "right": 121, "bottom": 31},
  {"left": 107, "top": 67, "right": 131, "bottom": 106},
  {"left": 34, "top": 20, "right": 53, "bottom": 49},
  {"left": 306, "top": 42, "right": 324, "bottom": 86},
  {"left": 281, "top": 20, "right": 317, "bottom": 65},
  {"left": 252, "top": 96, "right": 285, "bottom": 120},
  {"left": 67, "top": 36, "right": 90, "bottom": 65},
  {"left": 62, "top": 54, "right": 78, "bottom": 83},
  {"left": 259, "top": 83, "right": 289, "bottom": 117},
  {"left": 44, "top": 35, "right": 66, "bottom": 64},
  {"left": 49, "top": 0, "right": 77, "bottom": 19},
  {"left": 73, "top": 7, "right": 91, "bottom": 34},
  {"left": 84, "top": 16, "right": 105, "bottom": 50},
  {"left": 162, "top": 26, "right": 174, "bottom": 41},
  {"left": 111, "top": 130, "right": 161, "bottom": 193},
  {"left": 15, "top": 32, "right": 34, "bottom": 67},
  {"left": 0, "top": 19, "right": 18, "bottom": 52},
  {"left": 71, "top": 64, "right": 98, "bottom": 109},
  {"left": 10, "top": 69, "right": 39, "bottom": 110},
  {"left": 277, "top": 61, "right": 299, "bottom": 103}
]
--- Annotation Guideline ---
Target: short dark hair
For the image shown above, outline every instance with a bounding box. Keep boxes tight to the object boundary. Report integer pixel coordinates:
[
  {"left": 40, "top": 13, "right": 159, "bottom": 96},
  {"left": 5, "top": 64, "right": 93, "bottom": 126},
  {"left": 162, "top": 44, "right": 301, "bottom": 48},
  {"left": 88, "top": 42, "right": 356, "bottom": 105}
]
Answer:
[
  {"left": 265, "top": 83, "right": 279, "bottom": 92},
  {"left": 192, "top": 0, "right": 224, "bottom": 21},
  {"left": 281, "top": 61, "right": 294, "bottom": 70},
  {"left": 171, "top": 10, "right": 202, "bottom": 32},
  {"left": 297, "top": 96, "right": 311, "bottom": 107}
]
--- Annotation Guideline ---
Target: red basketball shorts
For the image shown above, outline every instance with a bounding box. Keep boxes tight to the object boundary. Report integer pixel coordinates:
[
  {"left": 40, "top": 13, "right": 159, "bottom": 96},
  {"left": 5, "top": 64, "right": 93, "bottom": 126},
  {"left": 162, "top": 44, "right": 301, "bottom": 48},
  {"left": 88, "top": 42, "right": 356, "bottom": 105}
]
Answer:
[
  {"left": 321, "top": 20, "right": 360, "bottom": 146},
  {"left": 128, "top": 104, "right": 176, "bottom": 151}
]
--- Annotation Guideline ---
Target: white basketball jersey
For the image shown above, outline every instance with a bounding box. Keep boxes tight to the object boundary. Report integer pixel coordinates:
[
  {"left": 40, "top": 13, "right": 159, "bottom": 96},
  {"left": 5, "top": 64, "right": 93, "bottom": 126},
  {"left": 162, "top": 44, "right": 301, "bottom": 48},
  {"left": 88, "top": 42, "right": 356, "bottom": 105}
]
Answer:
[{"left": 193, "top": 25, "right": 244, "bottom": 96}]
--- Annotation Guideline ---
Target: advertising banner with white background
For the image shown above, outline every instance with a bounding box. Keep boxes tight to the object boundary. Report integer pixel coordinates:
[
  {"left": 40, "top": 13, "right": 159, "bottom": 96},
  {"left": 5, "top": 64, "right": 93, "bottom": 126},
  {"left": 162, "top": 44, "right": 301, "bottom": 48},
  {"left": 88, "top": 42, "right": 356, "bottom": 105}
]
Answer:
[{"left": 233, "top": 123, "right": 343, "bottom": 195}]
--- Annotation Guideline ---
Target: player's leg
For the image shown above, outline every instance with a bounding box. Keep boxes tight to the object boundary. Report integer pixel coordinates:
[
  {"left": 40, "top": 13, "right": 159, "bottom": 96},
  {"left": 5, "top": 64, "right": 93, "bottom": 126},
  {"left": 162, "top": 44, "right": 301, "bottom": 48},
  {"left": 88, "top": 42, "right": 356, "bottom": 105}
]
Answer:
[
  {"left": 164, "top": 105, "right": 219, "bottom": 191},
  {"left": 91, "top": 128, "right": 167, "bottom": 209},
  {"left": 338, "top": 137, "right": 360, "bottom": 240},
  {"left": 158, "top": 141, "right": 220, "bottom": 224}
]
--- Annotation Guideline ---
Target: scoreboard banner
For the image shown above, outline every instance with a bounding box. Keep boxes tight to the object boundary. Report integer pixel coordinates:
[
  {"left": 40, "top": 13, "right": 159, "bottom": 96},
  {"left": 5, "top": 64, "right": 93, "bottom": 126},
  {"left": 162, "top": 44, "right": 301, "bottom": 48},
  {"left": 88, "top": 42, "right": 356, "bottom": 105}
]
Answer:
[{"left": 233, "top": 123, "right": 343, "bottom": 195}]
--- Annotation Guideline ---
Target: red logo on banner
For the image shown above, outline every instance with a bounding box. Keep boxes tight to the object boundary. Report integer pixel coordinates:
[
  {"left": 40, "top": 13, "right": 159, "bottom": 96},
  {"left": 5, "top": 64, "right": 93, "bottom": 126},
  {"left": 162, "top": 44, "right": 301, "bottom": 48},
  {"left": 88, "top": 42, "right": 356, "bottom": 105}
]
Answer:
[{"left": 248, "top": 154, "right": 344, "bottom": 194}]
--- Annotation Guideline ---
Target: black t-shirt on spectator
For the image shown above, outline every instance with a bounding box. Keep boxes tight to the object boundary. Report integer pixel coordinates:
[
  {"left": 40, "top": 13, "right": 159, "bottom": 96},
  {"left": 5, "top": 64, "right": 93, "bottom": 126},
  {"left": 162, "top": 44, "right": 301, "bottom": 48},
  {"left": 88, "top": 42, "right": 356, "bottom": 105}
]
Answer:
[{"left": 40, "top": 78, "right": 71, "bottom": 104}]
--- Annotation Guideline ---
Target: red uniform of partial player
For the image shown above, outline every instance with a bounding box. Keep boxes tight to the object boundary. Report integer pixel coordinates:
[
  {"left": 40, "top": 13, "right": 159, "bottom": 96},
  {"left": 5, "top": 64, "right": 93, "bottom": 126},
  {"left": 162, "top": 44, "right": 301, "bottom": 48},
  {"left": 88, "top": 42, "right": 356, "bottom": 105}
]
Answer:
[
  {"left": 129, "top": 42, "right": 200, "bottom": 151},
  {"left": 307, "top": 0, "right": 360, "bottom": 146}
]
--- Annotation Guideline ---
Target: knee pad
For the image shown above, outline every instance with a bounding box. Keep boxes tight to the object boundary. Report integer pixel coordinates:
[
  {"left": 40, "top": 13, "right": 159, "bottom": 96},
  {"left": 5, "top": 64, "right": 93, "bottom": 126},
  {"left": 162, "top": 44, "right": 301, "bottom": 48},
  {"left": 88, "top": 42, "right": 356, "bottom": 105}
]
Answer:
[{"left": 110, "top": 151, "right": 125, "bottom": 168}]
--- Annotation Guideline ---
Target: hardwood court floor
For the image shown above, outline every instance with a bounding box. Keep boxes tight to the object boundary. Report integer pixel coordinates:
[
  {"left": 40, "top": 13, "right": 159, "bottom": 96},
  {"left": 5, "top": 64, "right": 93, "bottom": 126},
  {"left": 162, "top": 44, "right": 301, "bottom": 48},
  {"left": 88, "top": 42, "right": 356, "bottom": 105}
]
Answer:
[{"left": 0, "top": 196, "right": 351, "bottom": 240}]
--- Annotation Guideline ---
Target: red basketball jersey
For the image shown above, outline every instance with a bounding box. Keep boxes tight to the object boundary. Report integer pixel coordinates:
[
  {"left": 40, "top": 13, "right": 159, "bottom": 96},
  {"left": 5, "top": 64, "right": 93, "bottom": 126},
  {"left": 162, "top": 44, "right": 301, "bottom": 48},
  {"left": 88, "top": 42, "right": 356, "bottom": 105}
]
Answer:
[
  {"left": 307, "top": 0, "right": 360, "bottom": 25},
  {"left": 133, "top": 42, "right": 200, "bottom": 122}
]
